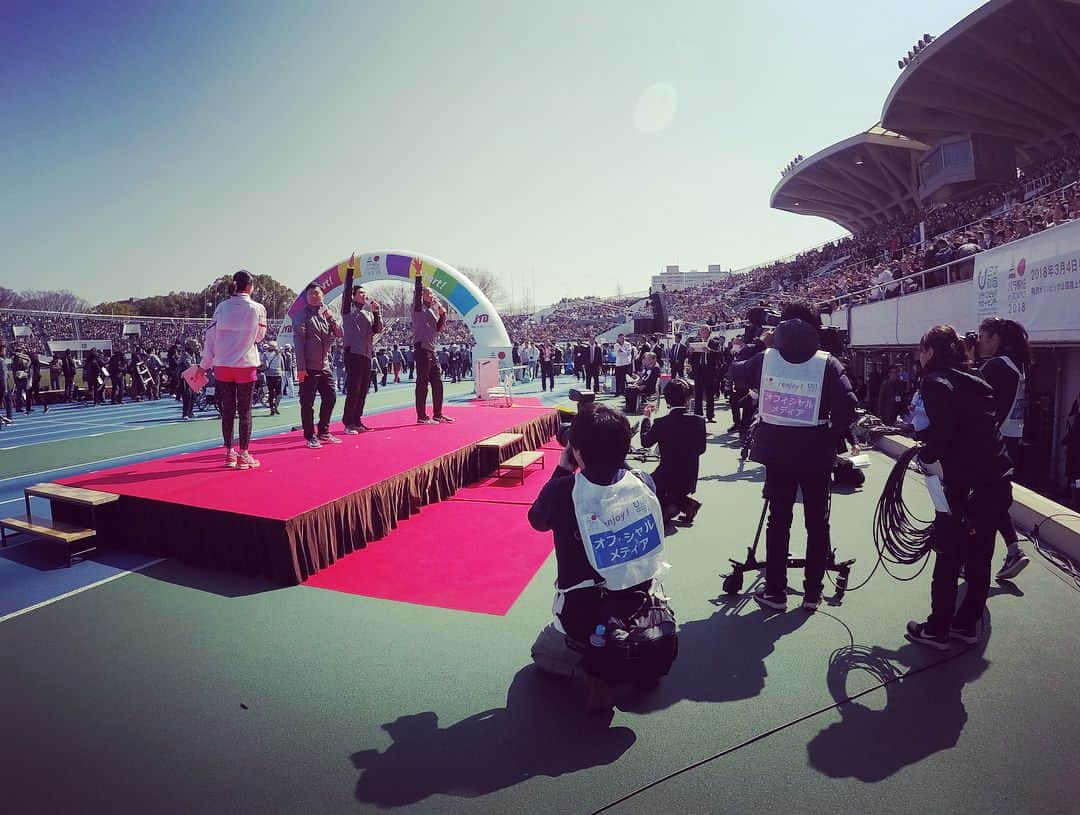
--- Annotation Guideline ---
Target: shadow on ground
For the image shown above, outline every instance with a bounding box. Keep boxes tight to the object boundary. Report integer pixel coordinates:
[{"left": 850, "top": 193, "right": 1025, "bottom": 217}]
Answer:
[
  {"left": 806, "top": 613, "right": 993, "bottom": 781},
  {"left": 619, "top": 594, "right": 811, "bottom": 713},
  {"left": 134, "top": 558, "right": 281, "bottom": 598},
  {"left": 349, "top": 665, "right": 635, "bottom": 808}
]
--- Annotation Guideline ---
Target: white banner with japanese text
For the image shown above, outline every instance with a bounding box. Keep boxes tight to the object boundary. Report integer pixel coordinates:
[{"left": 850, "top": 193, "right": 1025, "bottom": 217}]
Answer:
[{"left": 975, "top": 219, "right": 1080, "bottom": 336}]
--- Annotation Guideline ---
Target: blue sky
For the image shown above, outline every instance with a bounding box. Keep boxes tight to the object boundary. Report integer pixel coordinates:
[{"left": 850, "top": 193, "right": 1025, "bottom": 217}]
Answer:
[{"left": 1, "top": 0, "right": 985, "bottom": 309}]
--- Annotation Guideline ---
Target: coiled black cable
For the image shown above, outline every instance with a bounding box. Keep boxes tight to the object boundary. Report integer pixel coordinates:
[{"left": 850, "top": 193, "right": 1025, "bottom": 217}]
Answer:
[{"left": 845, "top": 445, "right": 935, "bottom": 592}]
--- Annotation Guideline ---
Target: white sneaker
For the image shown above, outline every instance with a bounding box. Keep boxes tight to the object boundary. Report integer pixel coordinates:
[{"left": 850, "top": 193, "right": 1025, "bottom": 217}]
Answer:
[
  {"left": 224, "top": 449, "right": 238, "bottom": 469},
  {"left": 237, "top": 450, "right": 260, "bottom": 470},
  {"left": 305, "top": 437, "right": 322, "bottom": 449},
  {"left": 317, "top": 433, "right": 342, "bottom": 445}
]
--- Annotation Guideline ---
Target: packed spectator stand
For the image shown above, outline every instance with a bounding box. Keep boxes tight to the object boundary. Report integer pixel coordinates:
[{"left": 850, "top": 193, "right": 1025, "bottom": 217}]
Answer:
[{"left": 5, "top": 140, "right": 1080, "bottom": 395}]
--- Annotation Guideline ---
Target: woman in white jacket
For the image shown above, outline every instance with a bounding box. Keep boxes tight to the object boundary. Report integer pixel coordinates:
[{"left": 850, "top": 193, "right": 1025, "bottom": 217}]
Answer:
[{"left": 199, "top": 270, "right": 268, "bottom": 469}]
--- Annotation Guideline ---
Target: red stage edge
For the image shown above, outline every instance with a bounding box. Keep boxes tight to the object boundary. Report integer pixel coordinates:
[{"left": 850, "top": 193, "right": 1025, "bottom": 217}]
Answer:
[{"left": 60, "top": 410, "right": 559, "bottom": 586}]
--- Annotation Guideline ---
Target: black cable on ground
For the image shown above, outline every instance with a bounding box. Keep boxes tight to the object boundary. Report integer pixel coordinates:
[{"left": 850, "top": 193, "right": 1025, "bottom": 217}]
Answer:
[
  {"left": 1023, "top": 512, "right": 1080, "bottom": 593},
  {"left": 840, "top": 445, "right": 935, "bottom": 593},
  {"left": 588, "top": 610, "right": 973, "bottom": 815}
]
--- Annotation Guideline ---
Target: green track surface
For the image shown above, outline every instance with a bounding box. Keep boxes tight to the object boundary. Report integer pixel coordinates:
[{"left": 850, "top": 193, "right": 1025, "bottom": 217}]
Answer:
[{"left": 1, "top": 399, "right": 1078, "bottom": 814}]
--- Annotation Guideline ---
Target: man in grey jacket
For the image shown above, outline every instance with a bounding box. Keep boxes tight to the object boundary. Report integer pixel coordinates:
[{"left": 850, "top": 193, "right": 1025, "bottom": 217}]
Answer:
[
  {"left": 292, "top": 283, "right": 344, "bottom": 448},
  {"left": 341, "top": 285, "right": 382, "bottom": 434},
  {"left": 412, "top": 279, "right": 454, "bottom": 424}
]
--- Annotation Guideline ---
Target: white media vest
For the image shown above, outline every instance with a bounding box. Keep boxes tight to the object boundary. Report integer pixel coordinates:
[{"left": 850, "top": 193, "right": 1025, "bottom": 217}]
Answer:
[
  {"left": 998, "top": 356, "right": 1026, "bottom": 439},
  {"left": 571, "top": 470, "right": 666, "bottom": 591},
  {"left": 759, "top": 348, "right": 829, "bottom": 427}
]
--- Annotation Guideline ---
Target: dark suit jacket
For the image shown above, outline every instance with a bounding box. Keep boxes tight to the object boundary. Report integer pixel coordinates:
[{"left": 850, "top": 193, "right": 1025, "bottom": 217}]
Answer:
[
  {"left": 588, "top": 346, "right": 604, "bottom": 368},
  {"left": 669, "top": 342, "right": 688, "bottom": 372},
  {"left": 640, "top": 407, "right": 707, "bottom": 496}
]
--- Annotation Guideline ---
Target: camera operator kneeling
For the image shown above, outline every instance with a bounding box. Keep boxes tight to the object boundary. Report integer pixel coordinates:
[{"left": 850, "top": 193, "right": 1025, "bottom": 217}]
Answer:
[
  {"left": 905, "top": 326, "right": 1013, "bottom": 650},
  {"left": 732, "top": 301, "right": 858, "bottom": 612},
  {"left": 527, "top": 404, "right": 676, "bottom": 713}
]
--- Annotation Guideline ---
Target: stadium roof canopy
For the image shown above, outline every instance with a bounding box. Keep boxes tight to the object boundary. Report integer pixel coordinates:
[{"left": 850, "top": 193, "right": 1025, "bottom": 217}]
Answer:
[
  {"left": 882, "top": 0, "right": 1080, "bottom": 167},
  {"left": 769, "top": 125, "right": 929, "bottom": 234}
]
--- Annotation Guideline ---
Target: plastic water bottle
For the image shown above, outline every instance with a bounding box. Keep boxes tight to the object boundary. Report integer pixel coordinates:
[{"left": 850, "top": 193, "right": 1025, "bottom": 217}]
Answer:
[{"left": 589, "top": 624, "right": 607, "bottom": 648}]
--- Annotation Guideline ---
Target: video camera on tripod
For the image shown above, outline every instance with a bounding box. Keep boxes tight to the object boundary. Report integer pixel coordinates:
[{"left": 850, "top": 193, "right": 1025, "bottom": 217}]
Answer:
[
  {"left": 556, "top": 388, "right": 596, "bottom": 447},
  {"left": 744, "top": 306, "right": 780, "bottom": 343}
]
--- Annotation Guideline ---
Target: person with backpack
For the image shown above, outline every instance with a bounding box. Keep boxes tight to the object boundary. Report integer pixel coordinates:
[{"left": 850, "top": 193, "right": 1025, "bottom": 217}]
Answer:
[{"left": 527, "top": 403, "right": 676, "bottom": 713}]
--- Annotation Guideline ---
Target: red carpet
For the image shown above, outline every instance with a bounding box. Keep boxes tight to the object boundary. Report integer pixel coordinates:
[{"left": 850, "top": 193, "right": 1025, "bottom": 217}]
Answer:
[
  {"left": 57, "top": 401, "right": 553, "bottom": 521},
  {"left": 303, "top": 500, "right": 552, "bottom": 615},
  {"left": 304, "top": 439, "right": 559, "bottom": 614}
]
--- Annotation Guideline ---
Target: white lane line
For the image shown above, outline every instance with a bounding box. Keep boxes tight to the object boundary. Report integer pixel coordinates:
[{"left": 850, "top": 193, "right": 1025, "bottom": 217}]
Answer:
[{"left": 0, "top": 558, "right": 167, "bottom": 624}]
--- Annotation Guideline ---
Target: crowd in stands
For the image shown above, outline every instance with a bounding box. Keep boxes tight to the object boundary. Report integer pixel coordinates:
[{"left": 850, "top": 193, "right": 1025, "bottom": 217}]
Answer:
[
  {"left": 0, "top": 310, "right": 287, "bottom": 358},
  {"left": 5, "top": 143, "right": 1080, "bottom": 387},
  {"left": 684, "top": 142, "right": 1080, "bottom": 325}
]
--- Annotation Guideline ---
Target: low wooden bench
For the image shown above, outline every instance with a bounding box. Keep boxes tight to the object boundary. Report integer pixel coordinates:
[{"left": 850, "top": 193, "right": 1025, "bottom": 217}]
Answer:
[
  {"left": 0, "top": 482, "right": 119, "bottom": 567},
  {"left": 1, "top": 517, "right": 99, "bottom": 567},
  {"left": 23, "top": 482, "right": 120, "bottom": 517},
  {"left": 496, "top": 450, "right": 545, "bottom": 483},
  {"left": 477, "top": 432, "right": 524, "bottom": 454}
]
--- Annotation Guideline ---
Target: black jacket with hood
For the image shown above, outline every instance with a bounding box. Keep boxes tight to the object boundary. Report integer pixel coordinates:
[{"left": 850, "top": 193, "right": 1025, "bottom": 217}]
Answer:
[{"left": 732, "top": 319, "right": 858, "bottom": 473}]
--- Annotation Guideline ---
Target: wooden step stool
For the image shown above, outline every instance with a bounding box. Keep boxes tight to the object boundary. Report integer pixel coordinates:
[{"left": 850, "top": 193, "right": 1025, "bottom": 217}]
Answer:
[
  {"left": 477, "top": 432, "right": 526, "bottom": 476},
  {"left": 496, "top": 450, "right": 546, "bottom": 483},
  {"left": 0, "top": 483, "right": 119, "bottom": 567}
]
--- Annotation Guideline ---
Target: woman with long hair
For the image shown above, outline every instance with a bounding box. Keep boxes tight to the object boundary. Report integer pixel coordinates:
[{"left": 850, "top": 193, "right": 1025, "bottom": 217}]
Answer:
[
  {"left": 198, "top": 271, "right": 268, "bottom": 469},
  {"left": 906, "top": 325, "right": 1013, "bottom": 649},
  {"left": 977, "top": 317, "right": 1031, "bottom": 580}
]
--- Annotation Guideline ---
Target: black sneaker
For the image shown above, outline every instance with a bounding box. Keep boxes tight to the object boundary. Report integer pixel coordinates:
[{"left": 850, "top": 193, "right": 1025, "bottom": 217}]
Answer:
[
  {"left": 434, "top": 415, "right": 455, "bottom": 423},
  {"left": 753, "top": 585, "right": 787, "bottom": 612},
  {"left": 801, "top": 591, "right": 822, "bottom": 611},
  {"left": 949, "top": 624, "right": 979, "bottom": 645},
  {"left": 905, "top": 621, "right": 950, "bottom": 651},
  {"left": 995, "top": 550, "right": 1030, "bottom": 582}
]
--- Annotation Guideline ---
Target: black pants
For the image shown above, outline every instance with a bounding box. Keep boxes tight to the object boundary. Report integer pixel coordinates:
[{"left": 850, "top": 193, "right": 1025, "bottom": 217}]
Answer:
[
  {"left": 414, "top": 346, "right": 444, "bottom": 420},
  {"left": 928, "top": 479, "right": 1012, "bottom": 633},
  {"left": 111, "top": 376, "right": 124, "bottom": 404},
  {"left": 694, "top": 373, "right": 715, "bottom": 420},
  {"left": 64, "top": 375, "right": 74, "bottom": 401},
  {"left": 267, "top": 376, "right": 282, "bottom": 413},
  {"left": 218, "top": 380, "right": 255, "bottom": 450},
  {"left": 614, "top": 364, "right": 631, "bottom": 396},
  {"left": 997, "top": 438, "right": 1021, "bottom": 546},
  {"left": 299, "top": 369, "right": 336, "bottom": 439},
  {"left": 763, "top": 467, "right": 832, "bottom": 596},
  {"left": 585, "top": 365, "right": 600, "bottom": 393},
  {"left": 181, "top": 383, "right": 195, "bottom": 417},
  {"left": 343, "top": 353, "right": 371, "bottom": 428},
  {"left": 540, "top": 361, "right": 555, "bottom": 391}
]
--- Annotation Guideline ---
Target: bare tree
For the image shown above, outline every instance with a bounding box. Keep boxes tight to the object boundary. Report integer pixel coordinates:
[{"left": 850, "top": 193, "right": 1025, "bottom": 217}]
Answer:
[
  {"left": 383, "top": 286, "right": 413, "bottom": 322},
  {"left": 458, "top": 266, "right": 508, "bottom": 310},
  {"left": 18, "top": 289, "right": 90, "bottom": 312}
]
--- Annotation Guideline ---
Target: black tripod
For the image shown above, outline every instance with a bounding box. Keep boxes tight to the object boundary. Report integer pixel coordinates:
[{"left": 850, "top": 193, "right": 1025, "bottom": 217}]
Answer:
[{"left": 721, "top": 496, "right": 855, "bottom": 602}]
